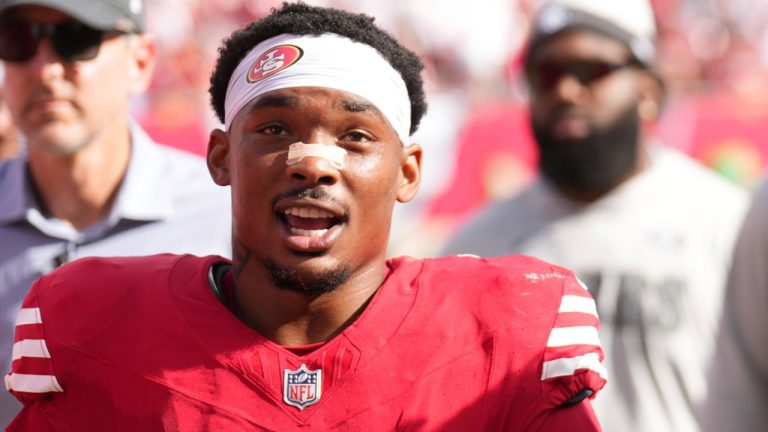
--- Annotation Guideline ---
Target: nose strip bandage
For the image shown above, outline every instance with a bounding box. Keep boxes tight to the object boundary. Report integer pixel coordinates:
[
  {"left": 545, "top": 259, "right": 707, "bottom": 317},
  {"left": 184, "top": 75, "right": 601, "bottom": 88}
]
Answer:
[{"left": 286, "top": 142, "right": 347, "bottom": 170}]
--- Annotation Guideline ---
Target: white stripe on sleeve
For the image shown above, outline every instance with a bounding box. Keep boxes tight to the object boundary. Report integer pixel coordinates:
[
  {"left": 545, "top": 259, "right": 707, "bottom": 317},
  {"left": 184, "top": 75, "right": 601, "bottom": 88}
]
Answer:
[
  {"left": 15, "top": 308, "right": 42, "bottom": 326},
  {"left": 541, "top": 352, "right": 608, "bottom": 380},
  {"left": 12, "top": 339, "right": 52, "bottom": 361},
  {"left": 558, "top": 295, "right": 598, "bottom": 317},
  {"left": 4, "top": 373, "right": 63, "bottom": 393},
  {"left": 546, "top": 326, "right": 601, "bottom": 348}
]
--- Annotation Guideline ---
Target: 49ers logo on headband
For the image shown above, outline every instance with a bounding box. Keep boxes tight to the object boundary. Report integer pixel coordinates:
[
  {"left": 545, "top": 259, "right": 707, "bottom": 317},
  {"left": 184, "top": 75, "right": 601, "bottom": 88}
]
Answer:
[{"left": 247, "top": 45, "right": 303, "bottom": 83}]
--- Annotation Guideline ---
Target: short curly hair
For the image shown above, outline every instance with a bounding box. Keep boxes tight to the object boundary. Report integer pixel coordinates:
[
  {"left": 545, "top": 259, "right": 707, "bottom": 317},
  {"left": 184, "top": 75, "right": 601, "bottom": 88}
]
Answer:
[{"left": 209, "top": 2, "right": 428, "bottom": 136}]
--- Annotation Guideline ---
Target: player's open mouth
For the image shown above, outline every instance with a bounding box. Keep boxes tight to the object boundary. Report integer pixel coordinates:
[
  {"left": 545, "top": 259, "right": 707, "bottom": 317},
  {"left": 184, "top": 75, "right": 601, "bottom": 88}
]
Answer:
[
  {"left": 274, "top": 197, "right": 348, "bottom": 251},
  {"left": 280, "top": 207, "right": 343, "bottom": 237}
]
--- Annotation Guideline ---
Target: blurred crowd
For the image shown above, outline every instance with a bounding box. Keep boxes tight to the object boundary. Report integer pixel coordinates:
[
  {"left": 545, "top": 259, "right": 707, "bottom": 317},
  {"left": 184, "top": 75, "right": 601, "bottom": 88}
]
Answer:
[{"left": 132, "top": 0, "right": 768, "bottom": 256}]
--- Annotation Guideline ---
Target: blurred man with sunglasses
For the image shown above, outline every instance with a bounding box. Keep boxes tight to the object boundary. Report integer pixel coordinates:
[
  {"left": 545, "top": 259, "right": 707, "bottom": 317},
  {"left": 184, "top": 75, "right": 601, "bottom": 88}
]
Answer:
[
  {"left": 443, "top": 0, "right": 748, "bottom": 430},
  {"left": 0, "top": 0, "right": 230, "bottom": 424}
]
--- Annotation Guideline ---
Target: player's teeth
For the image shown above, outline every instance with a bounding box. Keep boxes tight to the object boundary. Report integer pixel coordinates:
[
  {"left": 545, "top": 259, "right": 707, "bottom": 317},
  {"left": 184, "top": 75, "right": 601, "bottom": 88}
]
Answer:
[
  {"left": 285, "top": 207, "right": 333, "bottom": 218},
  {"left": 291, "top": 228, "right": 329, "bottom": 237}
]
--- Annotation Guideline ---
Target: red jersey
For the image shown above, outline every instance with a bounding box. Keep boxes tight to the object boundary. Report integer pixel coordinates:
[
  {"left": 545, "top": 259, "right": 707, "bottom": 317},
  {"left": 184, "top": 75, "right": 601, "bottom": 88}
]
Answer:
[{"left": 5, "top": 254, "right": 606, "bottom": 431}]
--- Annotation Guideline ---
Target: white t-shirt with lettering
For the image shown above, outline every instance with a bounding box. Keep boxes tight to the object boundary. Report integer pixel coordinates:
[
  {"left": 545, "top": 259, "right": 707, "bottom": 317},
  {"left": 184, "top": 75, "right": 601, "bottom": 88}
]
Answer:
[{"left": 443, "top": 146, "right": 748, "bottom": 432}]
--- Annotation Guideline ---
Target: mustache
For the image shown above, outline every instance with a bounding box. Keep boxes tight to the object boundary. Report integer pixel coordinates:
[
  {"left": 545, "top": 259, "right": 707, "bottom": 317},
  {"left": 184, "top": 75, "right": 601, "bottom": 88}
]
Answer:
[
  {"left": 546, "top": 105, "right": 589, "bottom": 121},
  {"left": 272, "top": 186, "right": 349, "bottom": 214}
]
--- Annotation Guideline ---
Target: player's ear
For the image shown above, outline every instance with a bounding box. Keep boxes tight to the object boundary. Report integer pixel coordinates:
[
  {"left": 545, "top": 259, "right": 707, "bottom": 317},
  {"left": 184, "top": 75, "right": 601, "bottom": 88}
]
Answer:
[
  {"left": 127, "top": 34, "right": 156, "bottom": 95},
  {"left": 207, "top": 128, "right": 231, "bottom": 186},
  {"left": 396, "top": 143, "right": 422, "bottom": 203},
  {"left": 637, "top": 70, "right": 664, "bottom": 122}
]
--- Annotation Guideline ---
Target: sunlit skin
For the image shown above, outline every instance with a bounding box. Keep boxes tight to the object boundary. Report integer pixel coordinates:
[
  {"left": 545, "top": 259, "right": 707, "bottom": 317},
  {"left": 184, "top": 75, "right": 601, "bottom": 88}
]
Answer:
[
  {"left": 2, "top": 6, "right": 155, "bottom": 229},
  {"left": 207, "top": 86, "right": 422, "bottom": 346},
  {"left": 527, "top": 29, "right": 661, "bottom": 201}
]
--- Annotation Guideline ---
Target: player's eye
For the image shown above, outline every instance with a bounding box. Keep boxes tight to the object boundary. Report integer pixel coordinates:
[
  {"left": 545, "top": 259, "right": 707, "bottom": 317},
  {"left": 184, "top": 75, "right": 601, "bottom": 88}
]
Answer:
[
  {"left": 257, "top": 124, "right": 289, "bottom": 135},
  {"left": 341, "top": 130, "right": 374, "bottom": 142}
]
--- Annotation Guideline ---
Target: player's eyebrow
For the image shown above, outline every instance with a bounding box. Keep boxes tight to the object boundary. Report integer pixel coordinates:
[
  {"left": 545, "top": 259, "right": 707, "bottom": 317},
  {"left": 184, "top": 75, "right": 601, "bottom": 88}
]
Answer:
[{"left": 340, "top": 98, "right": 385, "bottom": 119}]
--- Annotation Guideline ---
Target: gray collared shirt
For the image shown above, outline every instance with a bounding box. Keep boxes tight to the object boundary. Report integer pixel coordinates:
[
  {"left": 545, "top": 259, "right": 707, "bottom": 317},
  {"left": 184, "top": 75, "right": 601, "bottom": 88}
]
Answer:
[{"left": 0, "top": 124, "right": 232, "bottom": 424}]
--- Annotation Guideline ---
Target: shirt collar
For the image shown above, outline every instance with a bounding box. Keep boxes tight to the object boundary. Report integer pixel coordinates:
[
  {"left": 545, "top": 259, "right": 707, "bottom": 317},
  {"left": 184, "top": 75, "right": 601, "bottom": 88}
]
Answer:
[{"left": 107, "top": 122, "right": 175, "bottom": 222}]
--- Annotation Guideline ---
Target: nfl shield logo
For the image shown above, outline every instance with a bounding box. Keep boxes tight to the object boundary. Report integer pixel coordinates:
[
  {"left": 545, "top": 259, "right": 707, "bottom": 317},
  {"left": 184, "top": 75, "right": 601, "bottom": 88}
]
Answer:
[{"left": 283, "top": 364, "right": 322, "bottom": 410}]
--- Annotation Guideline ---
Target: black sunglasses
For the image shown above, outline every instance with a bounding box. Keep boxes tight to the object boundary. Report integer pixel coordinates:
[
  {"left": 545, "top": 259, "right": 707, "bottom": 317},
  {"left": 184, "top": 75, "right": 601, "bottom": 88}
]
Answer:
[
  {"left": 0, "top": 17, "right": 115, "bottom": 63},
  {"left": 526, "top": 60, "right": 637, "bottom": 91}
]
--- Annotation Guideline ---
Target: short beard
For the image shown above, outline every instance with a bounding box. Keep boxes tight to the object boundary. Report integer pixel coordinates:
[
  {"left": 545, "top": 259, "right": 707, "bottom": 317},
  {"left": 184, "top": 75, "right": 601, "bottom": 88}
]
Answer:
[
  {"left": 533, "top": 104, "right": 640, "bottom": 195},
  {"left": 264, "top": 259, "right": 351, "bottom": 297}
]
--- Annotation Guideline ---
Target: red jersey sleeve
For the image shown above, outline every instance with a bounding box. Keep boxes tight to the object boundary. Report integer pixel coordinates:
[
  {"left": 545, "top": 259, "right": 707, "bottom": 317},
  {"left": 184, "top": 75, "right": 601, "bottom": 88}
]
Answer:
[
  {"left": 524, "top": 272, "right": 606, "bottom": 431},
  {"left": 4, "top": 277, "right": 66, "bottom": 430},
  {"left": 540, "top": 274, "right": 606, "bottom": 403}
]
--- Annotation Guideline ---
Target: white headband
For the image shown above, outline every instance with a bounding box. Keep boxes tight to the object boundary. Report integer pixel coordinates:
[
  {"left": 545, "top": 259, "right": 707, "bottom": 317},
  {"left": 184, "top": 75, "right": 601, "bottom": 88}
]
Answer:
[{"left": 223, "top": 33, "right": 412, "bottom": 144}]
